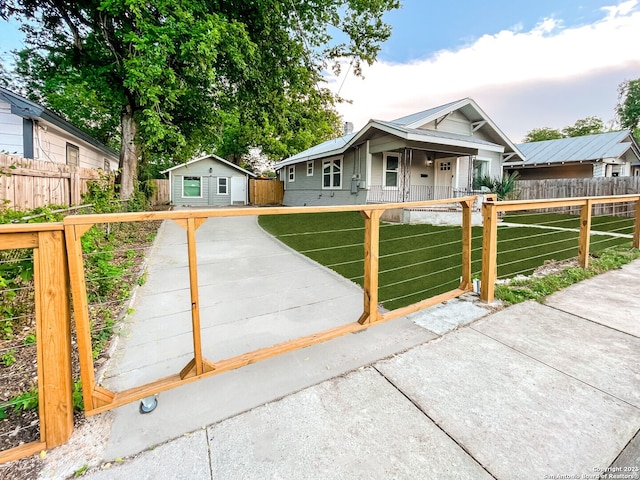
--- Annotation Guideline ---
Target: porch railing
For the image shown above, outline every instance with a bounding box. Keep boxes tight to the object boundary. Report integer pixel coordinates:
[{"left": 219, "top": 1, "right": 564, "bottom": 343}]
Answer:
[{"left": 367, "top": 185, "right": 485, "bottom": 206}]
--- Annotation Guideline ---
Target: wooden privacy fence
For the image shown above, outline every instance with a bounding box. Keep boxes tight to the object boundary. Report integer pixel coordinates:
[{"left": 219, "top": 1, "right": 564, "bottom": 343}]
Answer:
[
  {"left": 480, "top": 194, "right": 640, "bottom": 303},
  {"left": 250, "top": 179, "right": 284, "bottom": 205},
  {"left": 516, "top": 177, "right": 640, "bottom": 216},
  {"left": 0, "top": 154, "right": 101, "bottom": 209},
  {"left": 149, "top": 179, "right": 170, "bottom": 205}
]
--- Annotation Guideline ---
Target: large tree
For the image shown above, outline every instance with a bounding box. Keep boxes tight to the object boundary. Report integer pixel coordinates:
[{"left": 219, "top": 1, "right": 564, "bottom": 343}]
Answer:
[
  {"left": 521, "top": 127, "right": 563, "bottom": 143},
  {"left": 1, "top": 1, "right": 399, "bottom": 199},
  {"left": 617, "top": 78, "right": 640, "bottom": 141}
]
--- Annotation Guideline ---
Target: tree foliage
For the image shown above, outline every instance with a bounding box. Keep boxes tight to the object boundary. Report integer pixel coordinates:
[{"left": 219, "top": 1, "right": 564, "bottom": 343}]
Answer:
[
  {"left": 523, "top": 116, "right": 607, "bottom": 143},
  {"left": 617, "top": 78, "right": 640, "bottom": 141},
  {"left": 521, "top": 127, "right": 564, "bottom": 143},
  {"left": 1, "top": 0, "right": 399, "bottom": 198}
]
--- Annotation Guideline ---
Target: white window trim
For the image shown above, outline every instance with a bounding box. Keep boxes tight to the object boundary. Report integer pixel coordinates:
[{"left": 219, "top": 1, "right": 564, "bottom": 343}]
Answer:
[
  {"left": 322, "top": 156, "right": 343, "bottom": 190},
  {"left": 182, "top": 175, "right": 203, "bottom": 198},
  {"left": 66, "top": 143, "right": 79, "bottom": 167},
  {"left": 288, "top": 165, "right": 295, "bottom": 182},
  {"left": 382, "top": 152, "right": 401, "bottom": 189},
  {"left": 217, "top": 177, "right": 229, "bottom": 195},
  {"left": 306, "top": 161, "right": 314, "bottom": 176}
]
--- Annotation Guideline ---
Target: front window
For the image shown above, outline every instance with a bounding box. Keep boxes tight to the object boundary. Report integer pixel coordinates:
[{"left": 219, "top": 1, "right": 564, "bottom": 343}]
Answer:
[
  {"left": 217, "top": 177, "right": 228, "bottom": 194},
  {"left": 322, "top": 157, "right": 342, "bottom": 189},
  {"left": 383, "top": 153, "right": 400, "bottom": 188},
  {"left": 183, "top": 176, "right": 202, "bottom": 197},
  {"left": 288, "top": 166, "right": 295, "bottom": 182},
  {"left": 473, "top": 157, "right": 490, "bottom": 180}
]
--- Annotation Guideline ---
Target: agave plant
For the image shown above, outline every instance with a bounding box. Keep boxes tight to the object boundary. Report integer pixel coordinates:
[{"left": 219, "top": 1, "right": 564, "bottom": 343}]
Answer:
[{"left": 473, "top": 172, "right": 519, "bottom": 200}]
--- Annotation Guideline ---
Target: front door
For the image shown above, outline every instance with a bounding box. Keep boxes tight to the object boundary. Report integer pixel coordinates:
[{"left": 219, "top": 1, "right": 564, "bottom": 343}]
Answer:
[{"left": 435, "top": 159, "right": 455, "bottom": 199}]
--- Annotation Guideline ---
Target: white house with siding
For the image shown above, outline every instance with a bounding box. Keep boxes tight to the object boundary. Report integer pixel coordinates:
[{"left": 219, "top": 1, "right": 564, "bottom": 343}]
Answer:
[
  {"left": 275, "top": 98, "right": 524, "bottom": 206},
  {"left": 161, "top": 154, "right": 256, "bottom": 206},
  {"left": 0, "top": 87, "right": 119, "bottom": 171}
]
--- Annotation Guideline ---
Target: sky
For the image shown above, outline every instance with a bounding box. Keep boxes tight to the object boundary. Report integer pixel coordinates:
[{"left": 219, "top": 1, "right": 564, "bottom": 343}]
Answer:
[
  {"left": 327, "top": 0, "right": 640, "bottom": 142},
  {"left": 1, "top": 1, "right": 639, "bottom": 143}
]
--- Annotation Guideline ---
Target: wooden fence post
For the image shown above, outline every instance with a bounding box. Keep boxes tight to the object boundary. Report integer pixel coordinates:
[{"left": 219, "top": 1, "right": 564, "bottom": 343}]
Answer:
[
  {"left": 459, "top": 199, "right": 473, "bottom": 291},
  {"left": 578, "top": 199, "right": 592, "bottom": 268},
  {"left": 480, "top": 200, "right": 498, "bottom": 303},
  {"left": 358, "top": 209, "right": 381, "bottom": 324},
  {"left": 634, "top": 199, "right": 640, "bottom": 249},
  {"left": 35, "top": 230, "right": 74, "bottom": 447}
]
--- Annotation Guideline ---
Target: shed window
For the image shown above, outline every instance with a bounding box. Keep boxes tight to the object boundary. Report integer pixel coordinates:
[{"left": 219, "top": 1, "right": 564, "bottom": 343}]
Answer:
[
  {"left": 66, "top": 143, "right": 79, "bottom": 167},
  {"left": 322, "top": 157, "right": 342, "bottom": 189},
  {"left": 307, "top": 161, "right": 314, "bottom": 176},
  {"left": 183, "top": 176, "right": 202, "bottom": 197},
  {"left": 217, "top": 177, "right": 228, "bottom": 195},
  {"left": 103, "top": 159, "right": 110, "bottom": 172},
  {"left": 383, "top": 153, "right": 400, "bottom": 188},
  {"left": 288, "top": 166, "right": 295, "bottom": 182}
]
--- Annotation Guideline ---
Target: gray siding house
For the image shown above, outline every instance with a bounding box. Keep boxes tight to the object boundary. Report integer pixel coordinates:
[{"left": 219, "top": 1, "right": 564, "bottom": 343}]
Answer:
[
  {"left": 0, "top": 87, "right": 118, "bottom": 170},
  {"left": 504, "top": 131, "right": 640, "bottom": 179},
  {"left": 162, "top": 154, "right": 255, "bottom": 207},
  {"left": 275, "top": 98, "right": 524, "bottom": 206}
]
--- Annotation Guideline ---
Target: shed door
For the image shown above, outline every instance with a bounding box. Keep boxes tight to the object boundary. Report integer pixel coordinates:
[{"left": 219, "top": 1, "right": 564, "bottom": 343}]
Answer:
[{"left": 231, "top": 176, "right": 247, "bottom": 204}]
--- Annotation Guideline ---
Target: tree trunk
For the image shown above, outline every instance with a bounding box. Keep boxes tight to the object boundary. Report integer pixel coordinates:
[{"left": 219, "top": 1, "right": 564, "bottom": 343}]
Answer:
[{"left": 119, "top": 105, "right": 139, "bottom": 200}]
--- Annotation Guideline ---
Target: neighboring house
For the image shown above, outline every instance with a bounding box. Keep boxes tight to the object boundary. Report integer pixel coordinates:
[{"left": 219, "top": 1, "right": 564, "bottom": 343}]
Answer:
[
  {"left": 0, "top": 87, "right": 119, "bottom": 171},
  {"left": 504, "top": 130, "right": 640, "bottom": 180},
  {"left": 161, "top": 154, "right": 256, "bottom": 206},
  {"left": 275, "top": 98, "right": 524, "bottom": 206}
]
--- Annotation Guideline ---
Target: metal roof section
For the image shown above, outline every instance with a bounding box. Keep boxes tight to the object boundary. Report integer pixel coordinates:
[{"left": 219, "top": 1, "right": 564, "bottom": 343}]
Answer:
[
  {"left": 160, "top": 153, "right": 257, "bottom": 177},
  {"left": 506, "top": 131, "right": 639, "bottom": 167},
  {"left": 276, "top": 133, "right": 356, "bottom": 167},
  {"left": 0, "top": 86, "right": 118, "bottom": 157},
  {"left": 372, "top": 120, "right": 505, "bottom": 152},
  {"left": 390, "top": 99, "right": 464, "bottom": 126},
  {"left": 276, "top": 98, "right": 524, "bottom": 169}
]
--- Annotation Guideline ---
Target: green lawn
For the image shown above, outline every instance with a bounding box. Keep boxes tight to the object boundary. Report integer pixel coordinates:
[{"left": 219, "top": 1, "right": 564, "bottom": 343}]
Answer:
[{"left": 259, "top": 212, "right": 633, "bottom": 311}]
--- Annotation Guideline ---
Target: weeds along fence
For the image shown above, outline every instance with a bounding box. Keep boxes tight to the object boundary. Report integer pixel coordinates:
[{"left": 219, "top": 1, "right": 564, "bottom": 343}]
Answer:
[
  {"left": 0, "top": 197, "right": 476, "bottom": 462},
  {"left": 480, "top": 195, "right": 640, "bottom": 303}
]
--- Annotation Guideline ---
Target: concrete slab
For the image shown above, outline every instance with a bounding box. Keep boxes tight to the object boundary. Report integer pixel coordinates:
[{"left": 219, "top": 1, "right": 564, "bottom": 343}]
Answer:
[
  {"left": 207, "top": 368, "right": 493, "bottom": 480},
  {"left": 102, "top": 316, "right": 437, "bottom": 460},
  {"left": 609, "top": 428, "right": 640, "bottom": 472},
  {"left": 473, "top": 301, "right": 640, "bottom": 407},
  {"left": 407, "top": 295, "right": 492, "bottom": 334},
  {"left": 545, "top": 260, "right": 640, "bottom": 337},
  {"left": 375, "top": 328, "right": 640, "bottom": 479},
  {"left": 81, "top": 430, "right": 210, "bottom": 480}
]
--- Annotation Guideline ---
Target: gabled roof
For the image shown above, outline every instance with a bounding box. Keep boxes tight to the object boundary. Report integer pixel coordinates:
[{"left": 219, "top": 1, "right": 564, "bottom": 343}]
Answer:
[
  {"left": 275, "top": 98, "right": 523, "bottom": 169},
  {"left": 160, "top": 153, "right": 256, "bottom": 177},
  {"left": 506, "top": 131, "right": 640, "bottom": 167},
  {"left": 0, "top": 86, "right": 118, "bottom": 157}
]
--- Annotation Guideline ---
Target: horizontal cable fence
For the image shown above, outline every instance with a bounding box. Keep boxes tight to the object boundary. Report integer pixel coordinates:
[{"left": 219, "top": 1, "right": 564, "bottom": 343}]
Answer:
[{"left": 481, "top": 195, "right": 640, "bottom": 302}]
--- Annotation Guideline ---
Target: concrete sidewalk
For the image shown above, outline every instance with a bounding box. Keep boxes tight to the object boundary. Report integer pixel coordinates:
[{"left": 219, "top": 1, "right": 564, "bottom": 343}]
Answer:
[{"left": 39, "top": 216, "right": 640, "bottom": 479}]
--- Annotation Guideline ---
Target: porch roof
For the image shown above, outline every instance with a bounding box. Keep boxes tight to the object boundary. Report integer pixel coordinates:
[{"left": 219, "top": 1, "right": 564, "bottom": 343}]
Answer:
[{"left": 505, "top": 130, "right": 640, "bottom": 168}]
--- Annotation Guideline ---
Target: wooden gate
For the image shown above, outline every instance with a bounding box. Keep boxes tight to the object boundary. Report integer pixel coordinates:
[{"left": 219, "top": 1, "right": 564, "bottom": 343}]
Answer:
[{"left": 249, "top": 179, "right": 284, "bottom": 205}]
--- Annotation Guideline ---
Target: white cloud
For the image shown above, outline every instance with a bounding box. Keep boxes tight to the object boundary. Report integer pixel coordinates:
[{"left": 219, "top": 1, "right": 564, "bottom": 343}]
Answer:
[{"left": 328, "top": 1, "right": 640, "bottom": 141}]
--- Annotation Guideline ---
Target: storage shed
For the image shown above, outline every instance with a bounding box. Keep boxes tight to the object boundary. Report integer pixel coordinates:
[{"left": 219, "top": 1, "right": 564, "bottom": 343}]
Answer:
[{"left": 161, "top": 154, "right": 255, "bottom": 206}]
